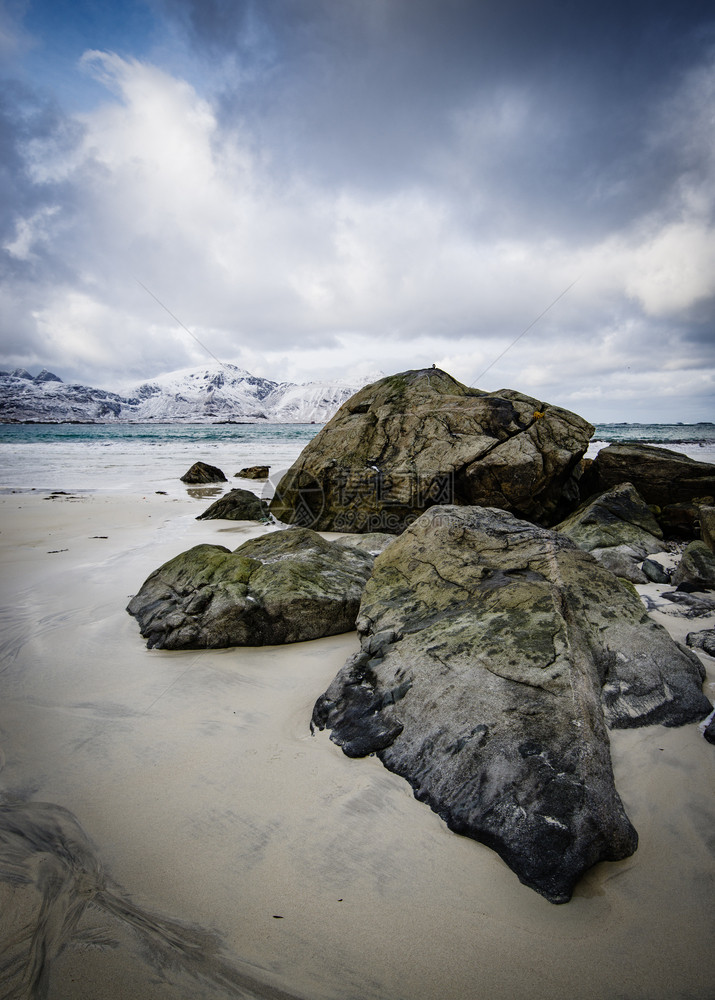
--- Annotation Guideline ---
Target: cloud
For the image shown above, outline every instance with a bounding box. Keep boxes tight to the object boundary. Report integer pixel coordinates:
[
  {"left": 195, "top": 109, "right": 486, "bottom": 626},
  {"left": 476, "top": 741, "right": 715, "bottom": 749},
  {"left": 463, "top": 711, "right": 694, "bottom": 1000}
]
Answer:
[{"left": 0, "top": 0, "right": 713, "bottom": 422}]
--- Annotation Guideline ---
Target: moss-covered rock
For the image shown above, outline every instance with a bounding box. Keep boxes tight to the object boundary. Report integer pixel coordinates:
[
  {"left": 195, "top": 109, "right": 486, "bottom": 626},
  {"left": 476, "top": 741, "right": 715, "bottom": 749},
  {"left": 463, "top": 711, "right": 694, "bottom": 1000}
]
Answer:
[
  {"left": 313, "top": 505, "right": 711, "bottom": 903},
  {"left": 127, "top": 528, "right": 374, "bottom": 649},
  {"left": 270, "top": 368, "right": 593, "bottom": 533},
  {"left": 556, "top": 482, "right": 663, "bottom": 582}
]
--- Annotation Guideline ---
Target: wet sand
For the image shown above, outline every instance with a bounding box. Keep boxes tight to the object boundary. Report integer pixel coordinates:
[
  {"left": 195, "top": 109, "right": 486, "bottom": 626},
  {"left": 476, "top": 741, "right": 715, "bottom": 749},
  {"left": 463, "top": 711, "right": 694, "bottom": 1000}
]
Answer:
[{"left": 0, "top": 489, "right": 713, "bottom": 1000}]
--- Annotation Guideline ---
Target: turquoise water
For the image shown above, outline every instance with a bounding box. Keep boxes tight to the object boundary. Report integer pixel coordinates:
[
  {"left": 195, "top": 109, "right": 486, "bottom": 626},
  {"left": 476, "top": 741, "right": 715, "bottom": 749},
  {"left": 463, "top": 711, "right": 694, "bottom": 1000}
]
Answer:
[
  {"left": 0, "top": 423, "right": 320, "bottom": 494},
  {"left": 0, "top": 421, "right": 713, "bottom": 494},
  {"left": 1, "top": 420, "right": 713, "bottom": 446},
  {"left": 590, "top": 422, "right": 715, "bottom": 445},
  {"left": 0, "top": 422, "right": 320, "bottom": 446}
]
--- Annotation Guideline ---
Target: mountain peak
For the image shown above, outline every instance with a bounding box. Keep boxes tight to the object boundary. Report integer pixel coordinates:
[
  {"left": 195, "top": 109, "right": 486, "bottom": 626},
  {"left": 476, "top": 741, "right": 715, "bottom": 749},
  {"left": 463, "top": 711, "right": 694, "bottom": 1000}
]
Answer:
[{"left": 0, "top": 362, "right": 366, "bottom": 423}]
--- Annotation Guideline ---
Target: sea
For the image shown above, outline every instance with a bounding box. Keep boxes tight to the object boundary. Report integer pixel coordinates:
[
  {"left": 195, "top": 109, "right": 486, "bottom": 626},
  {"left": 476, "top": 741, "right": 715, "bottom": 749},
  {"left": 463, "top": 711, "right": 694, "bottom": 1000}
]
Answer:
[{"left": 0, "top": 421, "right": 713, "bottom": 496}]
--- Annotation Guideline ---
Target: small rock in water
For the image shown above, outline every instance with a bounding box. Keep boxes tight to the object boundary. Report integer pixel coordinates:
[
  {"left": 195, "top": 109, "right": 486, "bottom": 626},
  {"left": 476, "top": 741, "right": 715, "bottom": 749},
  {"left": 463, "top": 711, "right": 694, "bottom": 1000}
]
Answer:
[
  {"left": 236, "top": 466, "right": 270, "bottom": 480},
  {"left": 180, "top": 461, "right": 227, "bottom": 484}
]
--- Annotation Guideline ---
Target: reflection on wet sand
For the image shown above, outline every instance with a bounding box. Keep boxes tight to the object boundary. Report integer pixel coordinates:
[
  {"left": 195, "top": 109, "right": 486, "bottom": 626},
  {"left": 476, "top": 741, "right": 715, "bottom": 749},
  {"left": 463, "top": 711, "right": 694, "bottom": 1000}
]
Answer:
[
  {"left": 0, "top": 800, "right": 300, "bottom": 1000},
  {"left": 185, "top": 487, "right": 225, "bottom": 500}
]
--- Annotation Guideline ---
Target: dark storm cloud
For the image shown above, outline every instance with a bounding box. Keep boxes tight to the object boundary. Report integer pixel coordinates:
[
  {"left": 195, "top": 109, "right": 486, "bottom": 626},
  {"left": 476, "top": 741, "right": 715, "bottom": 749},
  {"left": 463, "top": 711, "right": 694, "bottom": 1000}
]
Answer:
[{"left": 160, "top": 0, "right": 715, "bottom": 237}]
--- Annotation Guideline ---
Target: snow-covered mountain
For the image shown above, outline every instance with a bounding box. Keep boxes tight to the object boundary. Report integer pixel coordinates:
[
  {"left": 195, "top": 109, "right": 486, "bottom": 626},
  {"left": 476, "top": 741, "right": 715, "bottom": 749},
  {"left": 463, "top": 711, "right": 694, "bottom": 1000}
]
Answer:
[
  {"left": 129, "top": 365, "right": 279, "bottom": 421},
  {"left": 0, "top": 363, "right": 380, "bottom": 423},
  {"left": 0, "top": 368, "right": 130, "bottom": 422}
]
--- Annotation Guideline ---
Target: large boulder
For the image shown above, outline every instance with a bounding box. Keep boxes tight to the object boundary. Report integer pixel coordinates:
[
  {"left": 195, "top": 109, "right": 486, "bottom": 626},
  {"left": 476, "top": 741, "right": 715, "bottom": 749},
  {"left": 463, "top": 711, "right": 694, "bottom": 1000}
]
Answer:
[
  {"left": 582, "top": 444, "right": 715, "bottom": 509},
  {"left": 312, "top": 506, "right": 711, "bottom": 903},
  {"left": 556, "top": 482, "right": 664, "bottom": 582},
  {"left": 196, "top": 488, "right": 268, "bottom": 522},
  {"left": 127, "top": 528, "right": 374, "bottom": 649},
  {"left": 270, "top": 369, "right": 593, "bottom": 533}
]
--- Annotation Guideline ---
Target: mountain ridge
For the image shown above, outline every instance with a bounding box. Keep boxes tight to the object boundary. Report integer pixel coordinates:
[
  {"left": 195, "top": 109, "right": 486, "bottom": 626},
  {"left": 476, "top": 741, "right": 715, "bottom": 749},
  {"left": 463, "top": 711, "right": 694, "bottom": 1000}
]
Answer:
[{"left": 0, "top": 363, "right": 381, "bottom": 424}]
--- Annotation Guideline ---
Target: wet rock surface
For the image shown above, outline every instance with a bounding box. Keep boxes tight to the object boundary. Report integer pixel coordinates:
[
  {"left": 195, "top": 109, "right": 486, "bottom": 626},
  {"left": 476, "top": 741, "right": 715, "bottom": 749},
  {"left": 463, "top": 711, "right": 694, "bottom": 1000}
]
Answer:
[
  {"left": 270, "top": 368, "right": 593, "bottom": 533},
  {"left": 312, "top": 505, "right": 712, "bottom": 902},
  {"left": 127, "top": 527, "right": 374, "bottom": 648}
]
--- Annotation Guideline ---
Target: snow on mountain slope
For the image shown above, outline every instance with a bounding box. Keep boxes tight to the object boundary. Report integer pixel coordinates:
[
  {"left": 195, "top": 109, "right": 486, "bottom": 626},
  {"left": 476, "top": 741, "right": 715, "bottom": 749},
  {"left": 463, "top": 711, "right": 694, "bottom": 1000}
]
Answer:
[
  {"left": 129, "top": 363, "right": 278, "bottom": 420},
  {"left": 0, "top": 363, "right": 377, "bottom": 423},
  {"left": 265, "top": 380, "right": 361, "bottom": 423},
  {"left": 0, "top": 371, "right": 129, "bottom": 422}
]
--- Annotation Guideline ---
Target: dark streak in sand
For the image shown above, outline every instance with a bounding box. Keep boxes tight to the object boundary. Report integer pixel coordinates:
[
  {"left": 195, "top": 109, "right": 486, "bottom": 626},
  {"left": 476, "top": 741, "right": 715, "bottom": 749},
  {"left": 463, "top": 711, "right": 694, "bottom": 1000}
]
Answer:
[{"left": 0, "top": 799, "right": 305, "bottom": 1000}]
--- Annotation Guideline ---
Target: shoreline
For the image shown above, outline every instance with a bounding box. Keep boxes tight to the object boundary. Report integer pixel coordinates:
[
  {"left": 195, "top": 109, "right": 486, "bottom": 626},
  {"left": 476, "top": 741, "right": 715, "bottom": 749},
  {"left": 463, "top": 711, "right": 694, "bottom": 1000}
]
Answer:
[{"left": 1, "top": 490, "right": 714, "bottom": 999}]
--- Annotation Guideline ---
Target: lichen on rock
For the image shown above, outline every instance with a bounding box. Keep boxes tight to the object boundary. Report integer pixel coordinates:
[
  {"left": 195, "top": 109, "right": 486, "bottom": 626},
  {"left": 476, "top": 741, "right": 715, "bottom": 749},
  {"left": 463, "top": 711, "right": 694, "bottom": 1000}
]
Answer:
[
  {"left": 312, "top": 505, "right": 712, "bottom": 902},
  {"left": 127, "top": 527, "right": 375, "bottom": 648},
  {"left": 270, "top": 368, "right": 593, "bottom": 532}
]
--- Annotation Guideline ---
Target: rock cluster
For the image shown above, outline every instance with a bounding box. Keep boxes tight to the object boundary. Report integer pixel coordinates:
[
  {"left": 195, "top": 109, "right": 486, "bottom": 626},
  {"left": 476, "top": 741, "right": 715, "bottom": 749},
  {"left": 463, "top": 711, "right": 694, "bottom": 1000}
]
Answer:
[
  {"left": 128, "top": 371, "right": 715, "bottom": 904},
  {"left": 313, "top": 506, "right": 711, "bottom": 902},
  {"left": 582, "top": 444, "right": 715, "bottom": 538}
]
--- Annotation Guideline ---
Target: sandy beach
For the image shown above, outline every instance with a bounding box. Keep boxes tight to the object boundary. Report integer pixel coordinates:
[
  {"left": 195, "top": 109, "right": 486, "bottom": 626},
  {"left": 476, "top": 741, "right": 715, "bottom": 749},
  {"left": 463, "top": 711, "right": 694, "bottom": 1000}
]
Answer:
[{"left": 1, "top": 487, "right": 714, "bottom": 1000}]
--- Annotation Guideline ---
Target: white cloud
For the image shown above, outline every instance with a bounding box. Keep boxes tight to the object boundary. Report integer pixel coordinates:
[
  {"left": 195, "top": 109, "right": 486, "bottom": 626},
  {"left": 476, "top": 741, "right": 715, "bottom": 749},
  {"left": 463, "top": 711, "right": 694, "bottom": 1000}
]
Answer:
[
  {"left": 624, "top": 222, "right": 715, "bottom": 316},
  {"left": 4, "top": 205, "right": 60, "bottom": 260}
]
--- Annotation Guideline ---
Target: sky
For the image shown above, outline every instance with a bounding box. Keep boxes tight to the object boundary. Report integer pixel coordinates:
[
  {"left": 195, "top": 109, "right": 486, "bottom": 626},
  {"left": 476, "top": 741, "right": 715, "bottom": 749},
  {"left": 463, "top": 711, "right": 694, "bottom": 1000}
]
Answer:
[{"left": 1, "top": 0, "right": 714, "bottom": 422}]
